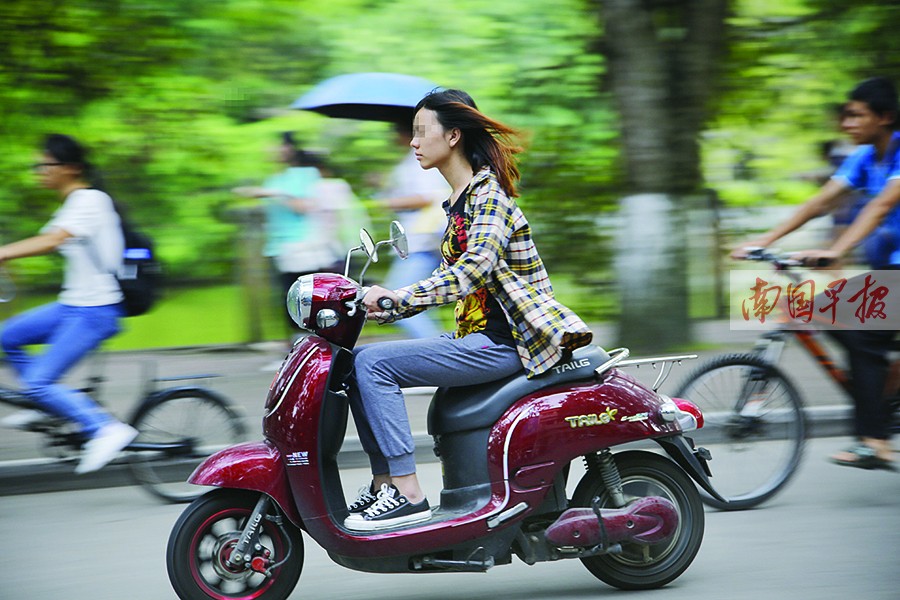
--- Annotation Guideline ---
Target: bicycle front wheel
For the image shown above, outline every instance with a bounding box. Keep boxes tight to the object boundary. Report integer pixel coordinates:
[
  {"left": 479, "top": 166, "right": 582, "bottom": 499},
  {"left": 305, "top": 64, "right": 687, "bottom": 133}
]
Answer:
[
  {"left": 674, "top": 354, "right": 806, "bottom": 510},
  {"left": 128, "top": 387, "right": 246, "bottom": 503}
]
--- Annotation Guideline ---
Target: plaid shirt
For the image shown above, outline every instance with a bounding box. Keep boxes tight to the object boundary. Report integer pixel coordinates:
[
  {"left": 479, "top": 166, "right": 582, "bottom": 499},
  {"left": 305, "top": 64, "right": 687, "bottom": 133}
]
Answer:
[{"left": 393, "top": 167, "right": 592, "bottom": 377}]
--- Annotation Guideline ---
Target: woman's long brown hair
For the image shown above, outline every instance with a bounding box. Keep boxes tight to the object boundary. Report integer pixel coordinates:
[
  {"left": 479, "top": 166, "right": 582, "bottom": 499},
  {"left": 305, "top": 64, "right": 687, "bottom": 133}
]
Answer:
[{"left": 415, "top": 89, "right": 524, "bottom": 197}]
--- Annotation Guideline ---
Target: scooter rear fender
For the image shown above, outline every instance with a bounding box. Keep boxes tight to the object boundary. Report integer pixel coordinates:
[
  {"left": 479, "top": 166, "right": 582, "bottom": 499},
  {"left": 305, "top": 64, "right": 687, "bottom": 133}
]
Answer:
[
  {"left": 655, "top": 435, "right": 727, "bottom": 504},
  {"left": 189, "top": 440, "right": 303, "bottom": 527}
]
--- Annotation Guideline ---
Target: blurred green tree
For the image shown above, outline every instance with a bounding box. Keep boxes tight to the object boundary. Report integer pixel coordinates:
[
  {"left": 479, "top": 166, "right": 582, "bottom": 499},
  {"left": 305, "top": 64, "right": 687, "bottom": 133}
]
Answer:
[{"left": 593, "top": 0, "right": 728, "bottom": 351}]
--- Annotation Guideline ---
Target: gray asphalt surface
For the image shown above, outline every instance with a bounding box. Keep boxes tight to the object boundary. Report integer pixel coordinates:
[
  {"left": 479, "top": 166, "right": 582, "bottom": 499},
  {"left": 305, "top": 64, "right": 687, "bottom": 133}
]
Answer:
[{"left": 1, "top": 436, "right": 897, "bottom": 600}]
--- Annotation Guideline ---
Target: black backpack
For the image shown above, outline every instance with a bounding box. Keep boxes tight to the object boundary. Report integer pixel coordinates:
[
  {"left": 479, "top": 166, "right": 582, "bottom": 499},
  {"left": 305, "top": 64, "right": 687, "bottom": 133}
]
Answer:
[{"left": 116, "top": 218, "right": 162, "bottom": 317}]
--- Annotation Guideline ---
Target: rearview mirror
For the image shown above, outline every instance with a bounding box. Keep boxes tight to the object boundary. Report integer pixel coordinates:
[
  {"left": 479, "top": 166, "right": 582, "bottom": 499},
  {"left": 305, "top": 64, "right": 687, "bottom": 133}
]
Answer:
[
  {"left": 390, "top": 221, "right": 409, "bottom": 260},
  {"left": 359, "top": 228, "right": 377, "bottom": 263}
]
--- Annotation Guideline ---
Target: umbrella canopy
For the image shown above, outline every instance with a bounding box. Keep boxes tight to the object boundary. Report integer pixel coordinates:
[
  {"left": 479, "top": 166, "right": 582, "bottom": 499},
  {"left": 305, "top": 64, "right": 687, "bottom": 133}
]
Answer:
[{"left": 291, "top": 72, "right": 441, "bottom": 124}]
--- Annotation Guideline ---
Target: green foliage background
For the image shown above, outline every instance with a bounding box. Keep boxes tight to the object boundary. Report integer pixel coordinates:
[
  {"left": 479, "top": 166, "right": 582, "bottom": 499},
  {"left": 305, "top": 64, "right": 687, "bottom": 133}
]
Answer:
[{"left": 1, "top": 0, "right": 898, "bottom": 347}]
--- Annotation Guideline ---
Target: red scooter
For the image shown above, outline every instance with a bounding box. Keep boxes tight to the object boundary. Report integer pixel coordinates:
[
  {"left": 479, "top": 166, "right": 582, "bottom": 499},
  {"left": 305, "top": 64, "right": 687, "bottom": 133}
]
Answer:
[{"left": 166, "top": 223, "right": 723, "bottom": 599}]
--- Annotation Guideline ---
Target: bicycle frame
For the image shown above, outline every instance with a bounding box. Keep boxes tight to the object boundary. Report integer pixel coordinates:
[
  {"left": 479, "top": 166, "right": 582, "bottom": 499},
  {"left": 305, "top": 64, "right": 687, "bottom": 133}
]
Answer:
[
  {"left": 745, "top": 250, "right": 852, "bottom": 393},
  {"left": 752, "top": 328, "right": 850, "bottom": 393}
]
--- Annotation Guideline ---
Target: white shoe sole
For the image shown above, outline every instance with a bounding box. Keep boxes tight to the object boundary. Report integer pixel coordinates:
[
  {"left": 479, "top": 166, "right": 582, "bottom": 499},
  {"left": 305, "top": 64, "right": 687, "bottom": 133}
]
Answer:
[
  {"left": 75, "top": 424, "right": 139, "bottom": 474},
  {"left": 344, "top": 509, "right": 432, "bottom": 531}
]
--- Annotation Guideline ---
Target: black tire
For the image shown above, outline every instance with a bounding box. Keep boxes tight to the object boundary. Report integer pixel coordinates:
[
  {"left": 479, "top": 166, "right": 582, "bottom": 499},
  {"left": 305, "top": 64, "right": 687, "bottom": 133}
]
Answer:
[
  {"left": 167, "top": 489, "right": 303, "bottom": 600},
  {"left": 674, "top": 354, "right": 806, "bottom": 510},
  {"left": 129, "top": 387, "right": 246, "bottom": 503},
  {"left": 572, "top": 451, "right": 704, "bottom": 590}
]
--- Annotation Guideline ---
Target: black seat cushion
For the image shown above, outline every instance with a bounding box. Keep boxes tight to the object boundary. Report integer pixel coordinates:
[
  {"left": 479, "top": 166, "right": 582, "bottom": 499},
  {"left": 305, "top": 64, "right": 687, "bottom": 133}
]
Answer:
[{"left": 427, "top": 345, "right": 611, "bottom": 435}]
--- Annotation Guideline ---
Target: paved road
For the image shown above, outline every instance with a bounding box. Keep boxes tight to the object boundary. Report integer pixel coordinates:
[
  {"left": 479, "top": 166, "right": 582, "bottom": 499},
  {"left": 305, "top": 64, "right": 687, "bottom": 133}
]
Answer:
[{"left": 2, "top": 437, "right": 897, "bottom": 600}]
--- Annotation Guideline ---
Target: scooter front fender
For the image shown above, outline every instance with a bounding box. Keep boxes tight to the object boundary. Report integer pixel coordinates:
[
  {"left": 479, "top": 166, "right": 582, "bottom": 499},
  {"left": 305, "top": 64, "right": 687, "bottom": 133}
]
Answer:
[{"left": 189, "top": 440, "right": 302, "bottom": 527}]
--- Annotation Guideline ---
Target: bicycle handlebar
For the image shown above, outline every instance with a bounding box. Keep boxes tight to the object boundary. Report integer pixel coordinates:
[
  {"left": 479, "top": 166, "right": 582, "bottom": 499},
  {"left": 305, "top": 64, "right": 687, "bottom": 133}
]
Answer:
[{"left": 740, "top": 247, "right": 835, "bottom": 269}]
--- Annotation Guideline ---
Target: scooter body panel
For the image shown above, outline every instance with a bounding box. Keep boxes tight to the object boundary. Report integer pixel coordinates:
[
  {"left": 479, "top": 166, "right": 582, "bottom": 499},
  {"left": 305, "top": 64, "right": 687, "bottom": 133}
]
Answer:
[
  {"left": 203, "top": 324, "right": 699, "bottom": 562},
  {"left": 478, "top": 369, "right": 681, "bottom": 522},
  {"left": 188, "top": 440, "right": 302, "bottom": 526}
]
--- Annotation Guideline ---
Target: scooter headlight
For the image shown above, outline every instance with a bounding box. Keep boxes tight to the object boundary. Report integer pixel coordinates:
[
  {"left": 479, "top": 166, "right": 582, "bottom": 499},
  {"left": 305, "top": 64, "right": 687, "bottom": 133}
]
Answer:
[{"left": 287, "top": 275, "right": 314, "bottom": 329}]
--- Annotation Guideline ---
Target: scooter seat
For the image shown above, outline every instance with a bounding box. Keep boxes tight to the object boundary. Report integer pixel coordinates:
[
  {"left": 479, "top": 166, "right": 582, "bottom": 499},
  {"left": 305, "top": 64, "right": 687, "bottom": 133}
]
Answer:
[{"left": 427, "top": 345, "right": 611, "bottom": 435}]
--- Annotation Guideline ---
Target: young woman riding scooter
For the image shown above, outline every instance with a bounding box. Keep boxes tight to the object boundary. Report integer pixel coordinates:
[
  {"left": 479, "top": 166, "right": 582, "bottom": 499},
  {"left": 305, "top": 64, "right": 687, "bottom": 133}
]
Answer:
[{"left": 345, "top": 89, "right": 593, "bottom": 530}]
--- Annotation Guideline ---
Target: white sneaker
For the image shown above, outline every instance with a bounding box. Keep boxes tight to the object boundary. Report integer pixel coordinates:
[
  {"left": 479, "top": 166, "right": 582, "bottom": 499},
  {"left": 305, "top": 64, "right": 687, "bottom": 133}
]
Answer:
[
  {"left": 343, "top": 484, "right": 431, "bottom": 531},
  {"left": 75, "top": 422, "right": 138, "bottom": 474},
  {"left": 1, "top": 409, "right": 50, "bottom": 430}
]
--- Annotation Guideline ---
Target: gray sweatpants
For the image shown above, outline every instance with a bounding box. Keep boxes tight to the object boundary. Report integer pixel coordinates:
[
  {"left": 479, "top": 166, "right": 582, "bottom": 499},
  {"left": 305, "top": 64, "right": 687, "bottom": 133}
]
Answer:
[{"left": 348, "top": 332, "right": 523, "bottom": 477}]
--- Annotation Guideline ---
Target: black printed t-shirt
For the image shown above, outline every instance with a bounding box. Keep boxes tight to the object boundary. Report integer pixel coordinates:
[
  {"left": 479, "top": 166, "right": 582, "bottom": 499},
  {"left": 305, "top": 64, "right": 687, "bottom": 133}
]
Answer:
[{"left": 443, "top": 187, "right": 515, "bottom": 347}]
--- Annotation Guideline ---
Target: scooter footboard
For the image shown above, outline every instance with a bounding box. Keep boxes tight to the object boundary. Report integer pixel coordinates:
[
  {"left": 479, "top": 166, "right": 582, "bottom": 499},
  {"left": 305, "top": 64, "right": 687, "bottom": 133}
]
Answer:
[{"left": 189, "top": 441, "right": 302, "bottom": 526}]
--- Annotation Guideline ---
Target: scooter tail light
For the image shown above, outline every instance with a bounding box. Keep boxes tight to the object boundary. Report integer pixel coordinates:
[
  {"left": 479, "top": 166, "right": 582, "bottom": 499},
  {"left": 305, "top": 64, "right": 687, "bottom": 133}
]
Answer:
[{"left": 673, "top": 398, "right": 704, "bottom": 430}]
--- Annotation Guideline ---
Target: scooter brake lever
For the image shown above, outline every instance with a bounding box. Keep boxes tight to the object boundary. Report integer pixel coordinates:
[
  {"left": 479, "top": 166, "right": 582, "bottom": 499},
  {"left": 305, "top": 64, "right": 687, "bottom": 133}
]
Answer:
[{"left": 346, "top": 286, "right": 368, "bottom": 317}]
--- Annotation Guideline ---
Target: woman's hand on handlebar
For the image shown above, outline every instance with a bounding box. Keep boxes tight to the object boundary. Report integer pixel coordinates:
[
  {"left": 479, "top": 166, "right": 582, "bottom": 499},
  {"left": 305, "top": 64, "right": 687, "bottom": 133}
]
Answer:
[{"left": 361, "top": 285, "right": 401, "bottom": 321}]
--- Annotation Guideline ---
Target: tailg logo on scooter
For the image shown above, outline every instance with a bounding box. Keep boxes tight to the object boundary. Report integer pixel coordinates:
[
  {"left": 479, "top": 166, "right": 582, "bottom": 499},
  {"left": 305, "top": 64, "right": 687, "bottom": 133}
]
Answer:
[
  {"left": 552, "top": 358, "right": 590, "bottom": 374},
  {"left": 565, "top": 407, "right": 617, "bottom": 428}
]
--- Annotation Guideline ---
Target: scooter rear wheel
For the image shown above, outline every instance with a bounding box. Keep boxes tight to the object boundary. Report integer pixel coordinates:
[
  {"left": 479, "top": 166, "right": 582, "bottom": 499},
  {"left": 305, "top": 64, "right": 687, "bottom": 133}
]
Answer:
[
  {"left": 572, "top": 451, "right": 704, "bottom": 590},
  {"left": 167, "top": 489, "right": 303, "bottom": 600}
]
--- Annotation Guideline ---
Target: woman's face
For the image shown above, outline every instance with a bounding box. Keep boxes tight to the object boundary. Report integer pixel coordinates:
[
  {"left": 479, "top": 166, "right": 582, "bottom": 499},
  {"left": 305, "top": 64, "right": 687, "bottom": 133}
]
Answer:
[
  {"left": 411, "top": 108, "right": 455, "bottom": 170},
  {"left": 275, "top": 143, "right": 296, "bottom": 165},
  {"left": 33, "top": 152, "right": 75, "bottom": 191}
]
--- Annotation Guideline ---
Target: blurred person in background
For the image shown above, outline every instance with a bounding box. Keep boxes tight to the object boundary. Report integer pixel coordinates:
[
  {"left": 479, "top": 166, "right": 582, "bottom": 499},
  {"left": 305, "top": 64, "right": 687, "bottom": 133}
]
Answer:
[
  {"left": 234, "top": 132, "right": 343, "bottom": 345},
  {"left": 734, "top": 77, "right": 900, "bottom": 470},
  {"left": 377, "top": 122, "right": 450, "bottom": 339},
  {"left": 0, "top": 133, "right": 137, "bottom": 474},
  {"left": 798, "top": 103, "right": 861, "bottom": 246},
  {"left": 307, "top": 151, "right": 370, "bottom": 254}
]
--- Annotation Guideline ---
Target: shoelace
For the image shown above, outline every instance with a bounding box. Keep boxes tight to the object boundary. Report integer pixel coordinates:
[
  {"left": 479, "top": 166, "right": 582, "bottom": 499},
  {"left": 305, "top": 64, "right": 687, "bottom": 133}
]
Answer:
[
  {"left": 348, "top": 485, "right": 376, "bottom": 510},
  {"left": 363, "top": 484, "right": 405, "bottom": 517}
]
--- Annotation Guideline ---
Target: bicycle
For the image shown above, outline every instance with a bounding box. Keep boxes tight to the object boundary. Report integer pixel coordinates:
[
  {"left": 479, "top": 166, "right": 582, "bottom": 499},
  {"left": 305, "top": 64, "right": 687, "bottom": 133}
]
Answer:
[
  {"left": 674, "top": 248, "right": 900, "bottom": 510},
  {"left": 0, "top": 268, "right": 246, "bottom": 503}
]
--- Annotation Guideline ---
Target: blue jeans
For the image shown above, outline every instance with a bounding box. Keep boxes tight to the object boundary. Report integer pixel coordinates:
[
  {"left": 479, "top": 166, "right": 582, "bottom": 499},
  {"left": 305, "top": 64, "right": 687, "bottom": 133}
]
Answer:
[
  {"left": 348, "top": 332, "right": 523, "bottom": 477},
  {"left": 1, "top": 302, "right": 123, "bottom": 436},
  {"left": 384, "top": 251, "right": 443, "bottom": 339}
]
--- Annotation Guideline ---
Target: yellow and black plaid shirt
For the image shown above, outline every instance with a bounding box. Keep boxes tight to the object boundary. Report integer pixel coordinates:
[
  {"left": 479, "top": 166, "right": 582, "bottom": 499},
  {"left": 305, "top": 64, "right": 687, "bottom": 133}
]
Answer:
[{"left": 392, "top": 167, "right": 593, "bottom": 377}]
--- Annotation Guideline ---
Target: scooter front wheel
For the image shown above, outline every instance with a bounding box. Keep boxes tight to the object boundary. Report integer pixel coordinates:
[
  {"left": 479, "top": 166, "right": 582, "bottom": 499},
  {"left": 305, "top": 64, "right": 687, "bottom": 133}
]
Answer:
[
  {"left": 572, "top": 451, "right": 704, "bottom": 590},
  {"left": 167, "top": 489, "right": 304, "bottom": 600}
]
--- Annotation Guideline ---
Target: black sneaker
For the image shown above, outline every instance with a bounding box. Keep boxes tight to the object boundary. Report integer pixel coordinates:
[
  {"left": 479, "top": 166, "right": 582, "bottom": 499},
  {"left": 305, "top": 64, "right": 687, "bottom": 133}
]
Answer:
[
  {"left": 347, "top": 482, "right": 378, "bottom": 514},
  {"left": 343, "top": 484, "right": 431, "bottom": 531}
]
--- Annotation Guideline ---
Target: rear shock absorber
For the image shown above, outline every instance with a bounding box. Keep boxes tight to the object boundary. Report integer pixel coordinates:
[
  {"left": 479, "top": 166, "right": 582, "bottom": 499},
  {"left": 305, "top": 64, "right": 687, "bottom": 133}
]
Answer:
[{"left": 584, "top": 449, "right": 626, "bottom": 508}]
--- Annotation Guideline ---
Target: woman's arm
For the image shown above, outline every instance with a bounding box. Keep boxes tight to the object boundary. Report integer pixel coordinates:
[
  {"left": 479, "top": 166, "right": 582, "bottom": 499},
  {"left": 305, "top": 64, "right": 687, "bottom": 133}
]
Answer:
[
  {"left": 390, "top": 176, "right": 515, "bottom": 315},
  {"left": 0, "top": 229, "right": 72, "bottom": 263}
]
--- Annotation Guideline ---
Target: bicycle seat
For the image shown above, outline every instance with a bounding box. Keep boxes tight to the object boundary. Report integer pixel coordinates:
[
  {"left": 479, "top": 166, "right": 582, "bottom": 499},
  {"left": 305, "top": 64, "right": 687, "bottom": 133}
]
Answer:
[{"left": 427, "top": 345, "right": 610, "bottom": 435}]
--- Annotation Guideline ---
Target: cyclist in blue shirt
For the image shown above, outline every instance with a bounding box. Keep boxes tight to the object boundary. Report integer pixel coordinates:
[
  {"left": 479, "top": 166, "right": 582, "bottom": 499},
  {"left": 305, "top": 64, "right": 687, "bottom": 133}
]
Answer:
[{"left": 735, "top": 77, "right": 900, "bottom": 470}]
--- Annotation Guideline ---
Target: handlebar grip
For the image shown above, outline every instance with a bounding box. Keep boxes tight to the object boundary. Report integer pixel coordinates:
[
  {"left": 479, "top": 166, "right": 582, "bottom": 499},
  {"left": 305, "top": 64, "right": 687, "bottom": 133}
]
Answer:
[
  {"left": 811, "top": 257, "right": 835, "bottom": 268},
  {"left": 377, "top": 297, "right": 395, "bottom": 310}
]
